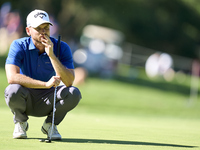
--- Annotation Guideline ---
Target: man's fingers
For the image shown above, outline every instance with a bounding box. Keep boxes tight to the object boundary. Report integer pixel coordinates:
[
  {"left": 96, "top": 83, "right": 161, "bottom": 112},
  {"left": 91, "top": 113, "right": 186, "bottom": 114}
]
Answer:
[
  {"left": 55, "top": 80, "right": 60, "bottom": 85},
  {"left": 41, "top": 40, "right": 51, "bottom": 47},
  {"left": 54, "top": 76, "right": 61, "bottom": 80},
  {"left": 44, "top": 34, "right": 50, "bottom": 39},
  {"left": 53, "top": 76, "right": 61, "bottom": 87},
  {"left": 53, "top": 81, "right": 60, "bottom": 87}
]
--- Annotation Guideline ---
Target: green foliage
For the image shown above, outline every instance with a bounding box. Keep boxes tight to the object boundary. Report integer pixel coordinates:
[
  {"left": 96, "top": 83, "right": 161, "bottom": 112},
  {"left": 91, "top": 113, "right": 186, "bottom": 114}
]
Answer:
[
  {"left": 1, "top": 0, "right": 200, "bottom": 58},
  {"left": 79, "top": 0, "right": 200, "bottom": 58}
]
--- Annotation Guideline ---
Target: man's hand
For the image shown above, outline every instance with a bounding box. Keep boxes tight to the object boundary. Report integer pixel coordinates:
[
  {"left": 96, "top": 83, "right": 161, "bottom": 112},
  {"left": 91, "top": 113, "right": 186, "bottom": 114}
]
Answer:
[
  {"left": 46, "top": 76, "right": 61, "bottom": 88},
  {"left": 41, "top": 35, "right": 54, "bottom": 58}
]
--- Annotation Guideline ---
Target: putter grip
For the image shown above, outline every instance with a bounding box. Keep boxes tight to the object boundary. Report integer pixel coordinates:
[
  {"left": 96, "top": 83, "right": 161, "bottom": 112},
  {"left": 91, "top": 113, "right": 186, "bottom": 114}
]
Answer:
[{"left": 57, "top": 35, "right": 61, "bottom": 58}]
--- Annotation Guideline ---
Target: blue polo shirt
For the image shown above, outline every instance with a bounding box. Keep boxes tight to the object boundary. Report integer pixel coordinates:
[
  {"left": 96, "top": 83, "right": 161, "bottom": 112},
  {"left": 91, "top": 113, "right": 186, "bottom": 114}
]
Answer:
[{"left": 6, "top": 37, "right": 74, "bottom": 82}]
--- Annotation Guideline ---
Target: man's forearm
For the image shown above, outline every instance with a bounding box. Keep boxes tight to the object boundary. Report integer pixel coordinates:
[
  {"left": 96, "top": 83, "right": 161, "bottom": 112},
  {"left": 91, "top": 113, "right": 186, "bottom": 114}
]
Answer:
[
  {"left": 8, "top": 74, "right": 47, "bottom": 89},
  {"left": 49, "top": 55, "right": 74, "bottom": 87},
  {"left": 42, "top": 35, "right": 74, "bottom": 87}
]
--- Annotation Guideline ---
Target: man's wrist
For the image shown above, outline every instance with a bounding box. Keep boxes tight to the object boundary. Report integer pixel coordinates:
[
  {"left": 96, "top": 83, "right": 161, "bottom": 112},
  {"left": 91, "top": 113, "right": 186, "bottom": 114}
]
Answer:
[{"left": 49, "top": 53, "right": 57, "bottom": 60}]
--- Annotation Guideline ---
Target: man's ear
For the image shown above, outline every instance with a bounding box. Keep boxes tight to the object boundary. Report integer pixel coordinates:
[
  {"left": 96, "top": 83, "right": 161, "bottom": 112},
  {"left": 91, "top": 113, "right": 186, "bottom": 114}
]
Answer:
[{"left": 26, "top": 27, "right": 31, "bottom": 36}]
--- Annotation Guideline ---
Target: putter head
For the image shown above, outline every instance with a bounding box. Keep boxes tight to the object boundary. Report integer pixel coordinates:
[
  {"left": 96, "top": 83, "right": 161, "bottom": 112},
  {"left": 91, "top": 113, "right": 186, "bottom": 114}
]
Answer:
[
  {"left": 39, "top": 138, "right": 51, "bottom": 143},
  {"left": 45, "top": 139, "right": 51, "bottom": 143}
]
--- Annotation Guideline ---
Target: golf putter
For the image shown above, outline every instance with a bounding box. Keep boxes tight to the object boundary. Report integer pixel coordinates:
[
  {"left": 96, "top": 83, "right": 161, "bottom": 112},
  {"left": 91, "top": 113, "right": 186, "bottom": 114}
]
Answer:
[
  {"left": 40, "top": 35, "right": 61, "bottom": 143},
  {"left": 49, "top": 35, "right": 61, "bottom": 141}
]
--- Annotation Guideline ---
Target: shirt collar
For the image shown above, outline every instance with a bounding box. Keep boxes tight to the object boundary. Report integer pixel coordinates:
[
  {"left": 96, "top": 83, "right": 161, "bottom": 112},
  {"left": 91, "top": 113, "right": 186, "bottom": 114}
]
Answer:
[{"left": 28, "top": 37, "right": 37, "bottom": 50}]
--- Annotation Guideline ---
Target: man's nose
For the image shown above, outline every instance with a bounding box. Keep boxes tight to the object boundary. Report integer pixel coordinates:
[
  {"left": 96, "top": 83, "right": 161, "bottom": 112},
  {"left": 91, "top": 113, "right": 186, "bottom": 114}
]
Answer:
[{"left": 41, "top": 28, "right": 46, "bottom": 33}]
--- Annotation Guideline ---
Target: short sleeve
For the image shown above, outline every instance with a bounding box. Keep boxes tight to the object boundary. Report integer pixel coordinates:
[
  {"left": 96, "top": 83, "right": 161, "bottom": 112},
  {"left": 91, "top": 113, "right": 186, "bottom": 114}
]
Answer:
[
  {"left": 6, "top": 40, "right": 24, "bottom": 68},
  {"left": 59, "top": 42, "right": 74, "bottom": 69}
]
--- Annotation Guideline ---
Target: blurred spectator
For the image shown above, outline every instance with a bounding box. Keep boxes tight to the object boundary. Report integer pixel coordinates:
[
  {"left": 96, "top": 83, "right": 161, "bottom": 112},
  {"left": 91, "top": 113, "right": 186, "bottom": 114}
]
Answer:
[
  {"left": 145, "top": 52, "right": 174, "bottom": 81},
  {"left": 0, "top": 2, "right": 23, "bottom": 55}
]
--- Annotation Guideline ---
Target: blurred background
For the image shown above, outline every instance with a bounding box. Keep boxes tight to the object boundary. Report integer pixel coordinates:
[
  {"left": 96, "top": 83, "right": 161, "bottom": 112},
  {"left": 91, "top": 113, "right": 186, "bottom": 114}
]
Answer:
[
  {"left": 1, "top": 2, "right": 200, "bottom": 147},
  {"left": 0, "top": 0, "right": 200, "bottom": 106}
]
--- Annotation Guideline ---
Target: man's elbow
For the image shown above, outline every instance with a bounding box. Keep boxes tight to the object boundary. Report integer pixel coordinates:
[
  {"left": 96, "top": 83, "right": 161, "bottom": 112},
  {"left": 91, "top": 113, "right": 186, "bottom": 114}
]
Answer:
[
  {"left": 6, "top": 74, "right": 17, "bottom": 84},
  {"left": 66, "top": 80, "right": 74, "bottom": 87},
  {"left": 63, "top": 78, "right": 74, "bottom": 87},
  {"left": 7, "top": 78, "right": 15, "bottom": 84}
]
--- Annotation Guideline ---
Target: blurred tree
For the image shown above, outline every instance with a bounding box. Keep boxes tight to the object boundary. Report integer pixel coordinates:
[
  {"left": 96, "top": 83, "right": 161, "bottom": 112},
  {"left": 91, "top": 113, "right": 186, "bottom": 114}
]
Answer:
[
  {"left": 79, "top": 0, "right": 200, "bottom": 58},
  {"left": 1, "top": 0, "right": 200, "bottom": 59}
]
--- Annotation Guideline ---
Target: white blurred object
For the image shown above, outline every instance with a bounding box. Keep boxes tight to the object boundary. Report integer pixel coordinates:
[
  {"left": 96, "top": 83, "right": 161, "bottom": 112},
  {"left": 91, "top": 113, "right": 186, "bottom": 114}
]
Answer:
[
  {"left": 89, "top": 39, "right": 105, "bottom": 54},
  {"left": 145, "top": 53, "right": 160, "bottom": 78},
  {"left": 158, "top": 53, "right": 173, "bottom": 75},
  {"left": 83, "top": 25, "right": 124, "bottom": 44},
  {"left": 73, "top": 49, "right": 87, "bottom": 64},
  {"left": 104, "top": 44, "right": 123, "bottom": 60},
  {"left": 145, "top": 52, "right": 174, "bottom": 80}
]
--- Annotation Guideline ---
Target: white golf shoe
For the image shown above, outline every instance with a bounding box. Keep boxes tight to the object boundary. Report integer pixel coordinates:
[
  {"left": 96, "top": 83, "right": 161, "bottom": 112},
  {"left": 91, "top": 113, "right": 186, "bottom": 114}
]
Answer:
[
  {"left": 41, "top": 121, "right": 62, "bottom": 140},
  {"left": 13, "top": 122, "right": 29, "bottom": 139}
]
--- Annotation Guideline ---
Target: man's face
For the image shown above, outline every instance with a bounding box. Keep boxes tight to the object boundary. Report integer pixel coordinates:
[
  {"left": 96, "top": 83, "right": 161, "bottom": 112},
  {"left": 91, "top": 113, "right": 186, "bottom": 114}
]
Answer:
[{"left": 28, "top": 23, "right": 50, "bottom": 43}]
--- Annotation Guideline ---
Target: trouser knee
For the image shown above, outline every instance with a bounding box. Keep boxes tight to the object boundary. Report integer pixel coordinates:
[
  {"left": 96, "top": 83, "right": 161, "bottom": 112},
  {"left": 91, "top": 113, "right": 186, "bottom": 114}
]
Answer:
[
  {"left": 58, "top": 86, "right": 82, "bottom": 109},
  {"left": 46, "top": 86, "right": 82, "bottom": 125},
  {"left": 69, "top": 86, "right": 82, "bottom": 104},
  {"left": 4, "top": 84, "right": 27, "bottom": 107}
]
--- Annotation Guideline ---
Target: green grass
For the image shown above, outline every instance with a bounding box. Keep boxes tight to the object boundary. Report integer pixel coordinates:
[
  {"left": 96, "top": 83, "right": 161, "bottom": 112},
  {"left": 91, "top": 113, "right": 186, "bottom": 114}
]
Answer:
[
  {"left": 77, "top": 77, "right": 200, "bottom": 119},
  {"left": 0, "top": 67, "right": 200, "bottom": 150},
  {"left": 0, "top": 108, "right": 200, "bottom": 150}
]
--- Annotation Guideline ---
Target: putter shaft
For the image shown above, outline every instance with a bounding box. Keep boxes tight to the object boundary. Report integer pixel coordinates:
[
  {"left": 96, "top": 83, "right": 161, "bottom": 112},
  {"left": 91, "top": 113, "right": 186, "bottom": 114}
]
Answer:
[{"left": 49, "top": 86, "right": 57, "bottom": 140}]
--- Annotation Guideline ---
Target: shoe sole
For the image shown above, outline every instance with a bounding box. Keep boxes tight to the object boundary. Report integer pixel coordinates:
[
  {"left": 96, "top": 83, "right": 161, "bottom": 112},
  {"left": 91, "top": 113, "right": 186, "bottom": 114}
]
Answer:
[{"left": 13, "top": 135, "right": 27, "bottom": 139}]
